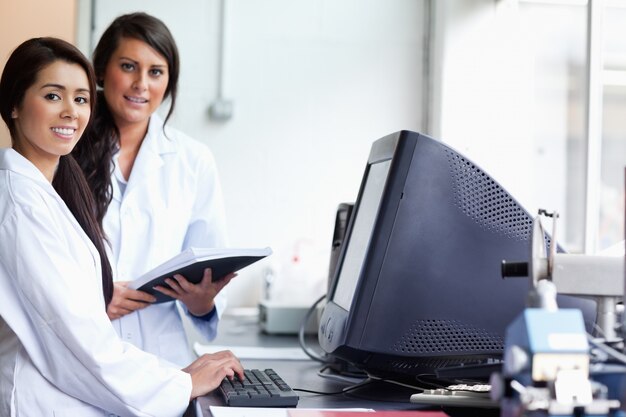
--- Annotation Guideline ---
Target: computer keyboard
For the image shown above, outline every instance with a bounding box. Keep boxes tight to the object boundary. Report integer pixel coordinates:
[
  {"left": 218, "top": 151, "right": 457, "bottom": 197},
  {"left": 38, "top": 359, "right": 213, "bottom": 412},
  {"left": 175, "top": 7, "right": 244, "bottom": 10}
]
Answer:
[{"left": 218, "top": 368, "right": 299, "bottom": 407}]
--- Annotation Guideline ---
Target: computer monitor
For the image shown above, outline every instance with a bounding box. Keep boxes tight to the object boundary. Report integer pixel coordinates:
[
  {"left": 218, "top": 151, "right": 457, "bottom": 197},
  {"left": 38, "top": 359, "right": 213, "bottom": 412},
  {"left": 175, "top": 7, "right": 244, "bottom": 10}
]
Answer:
[{"left": 318, "top": 130, "right": 596, "bottom": 382}]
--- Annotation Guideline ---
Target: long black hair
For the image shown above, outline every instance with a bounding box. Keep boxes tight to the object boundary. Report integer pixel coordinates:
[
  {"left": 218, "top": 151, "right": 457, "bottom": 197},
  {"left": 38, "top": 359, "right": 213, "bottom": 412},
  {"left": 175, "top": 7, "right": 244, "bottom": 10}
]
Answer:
[
  {"left": 73, "top": 12, "right": 180, "bottom": 225},
  {"left": 0, "top": 37, "right": 114, "bottom": 308}
]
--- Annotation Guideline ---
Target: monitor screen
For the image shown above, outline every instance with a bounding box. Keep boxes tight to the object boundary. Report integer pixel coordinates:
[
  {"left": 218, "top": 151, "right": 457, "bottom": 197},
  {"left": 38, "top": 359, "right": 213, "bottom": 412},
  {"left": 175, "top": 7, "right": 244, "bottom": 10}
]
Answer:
[
  {"left": 318, "top": 130, "right": 596, "bottom": 383},
  {"left": 333, "top": 159, "right": 391, "bottom": 311}
]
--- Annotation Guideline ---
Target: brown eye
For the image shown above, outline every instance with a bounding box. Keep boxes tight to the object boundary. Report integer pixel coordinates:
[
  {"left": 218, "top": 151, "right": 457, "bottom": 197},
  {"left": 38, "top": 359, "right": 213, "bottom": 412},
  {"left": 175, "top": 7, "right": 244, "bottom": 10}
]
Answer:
[{"left": 45, "top": 93, "right": 61, "bottom": 101}]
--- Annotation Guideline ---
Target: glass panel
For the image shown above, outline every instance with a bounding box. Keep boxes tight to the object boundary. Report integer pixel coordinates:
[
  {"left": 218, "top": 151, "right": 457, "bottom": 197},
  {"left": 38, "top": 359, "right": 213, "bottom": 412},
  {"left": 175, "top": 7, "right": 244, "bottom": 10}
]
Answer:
[
  {"left": 519, "top": 1, "right": 588, "bottom": 252},
  {"left": 600, "top": 2, "right": 626, "bottom": 250}
]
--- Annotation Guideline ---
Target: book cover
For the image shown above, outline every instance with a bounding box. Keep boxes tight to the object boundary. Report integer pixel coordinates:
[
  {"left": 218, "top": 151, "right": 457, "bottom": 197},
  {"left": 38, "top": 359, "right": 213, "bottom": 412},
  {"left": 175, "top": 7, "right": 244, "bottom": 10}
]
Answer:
[{"left": 129, "top": 247, "right": 272, "bottom": 303}]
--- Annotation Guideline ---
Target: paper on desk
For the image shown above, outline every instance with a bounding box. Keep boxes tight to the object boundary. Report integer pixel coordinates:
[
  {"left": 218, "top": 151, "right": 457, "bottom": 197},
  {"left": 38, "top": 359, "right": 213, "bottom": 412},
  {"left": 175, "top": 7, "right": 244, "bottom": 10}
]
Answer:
[
  {"left": 209, "top": 407, "right": 373, "bottom": 417},
  {"left": 194, "top": 342, "right": 310, "bottom": 360}
]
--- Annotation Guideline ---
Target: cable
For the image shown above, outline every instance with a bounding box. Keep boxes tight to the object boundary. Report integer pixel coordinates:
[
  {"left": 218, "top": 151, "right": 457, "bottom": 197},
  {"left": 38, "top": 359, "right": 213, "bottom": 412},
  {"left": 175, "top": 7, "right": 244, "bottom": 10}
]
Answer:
[
  {"left": 298, "top": 294, "right": 330, "bottom": 363},
  {"left": 317, "top": 365, "right": 366, "bottom": 382},
  {"left": 293, "top": 378, "right": 375, "bottom": 396},
  {"left": 587, "top": 334, "right": 626, "bottom": 365}
]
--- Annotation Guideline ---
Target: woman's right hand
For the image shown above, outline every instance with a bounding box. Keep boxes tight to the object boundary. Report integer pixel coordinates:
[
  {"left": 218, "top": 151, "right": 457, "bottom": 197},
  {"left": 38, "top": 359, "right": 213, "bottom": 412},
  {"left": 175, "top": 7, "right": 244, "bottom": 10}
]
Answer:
[
  {"left": 184, "top": 351, "right": 244, "bottom": 399},
  {"left": 106, "top": 281, "right": 157, "bottom": 320}
]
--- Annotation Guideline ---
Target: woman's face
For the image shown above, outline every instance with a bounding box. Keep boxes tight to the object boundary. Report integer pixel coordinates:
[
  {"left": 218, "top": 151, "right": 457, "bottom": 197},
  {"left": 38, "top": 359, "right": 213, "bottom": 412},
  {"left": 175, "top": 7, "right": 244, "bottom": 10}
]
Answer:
[
  {"left": 102, "top": 37, "right": 169, "bottom": 131},
  {"left": 12, "top": 60, "right": 91, "bottom": 177}
]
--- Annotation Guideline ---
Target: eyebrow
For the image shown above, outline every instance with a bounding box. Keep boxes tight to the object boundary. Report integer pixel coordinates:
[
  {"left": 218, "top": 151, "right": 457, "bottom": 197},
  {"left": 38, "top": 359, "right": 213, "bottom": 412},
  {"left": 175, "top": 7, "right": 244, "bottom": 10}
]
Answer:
[
  {"left": 41, "top": 83, "right": 91, "bottom": 94},
  {"left": 119, "top": 56, "right": 167, "bottom": 68}
]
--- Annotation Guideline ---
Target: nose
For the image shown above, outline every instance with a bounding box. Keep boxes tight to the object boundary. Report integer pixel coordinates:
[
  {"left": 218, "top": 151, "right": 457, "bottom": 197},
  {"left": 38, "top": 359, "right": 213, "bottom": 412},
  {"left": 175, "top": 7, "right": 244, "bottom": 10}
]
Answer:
[
  {"left": 132, "top": 72, "right": 148, "bottom": 91},
  {"left": 60, "top": 101, "right": 78, "bottom": 120}
]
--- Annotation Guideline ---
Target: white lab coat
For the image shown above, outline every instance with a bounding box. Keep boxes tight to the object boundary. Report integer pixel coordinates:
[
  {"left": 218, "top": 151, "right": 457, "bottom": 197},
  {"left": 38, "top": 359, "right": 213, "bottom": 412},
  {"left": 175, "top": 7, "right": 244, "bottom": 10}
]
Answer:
[
  {"left": 0, "top": 148, "right": 191, "bottom": 417},
  {"left": 105, "top": 114, "right": 228, "bottom": 366}
]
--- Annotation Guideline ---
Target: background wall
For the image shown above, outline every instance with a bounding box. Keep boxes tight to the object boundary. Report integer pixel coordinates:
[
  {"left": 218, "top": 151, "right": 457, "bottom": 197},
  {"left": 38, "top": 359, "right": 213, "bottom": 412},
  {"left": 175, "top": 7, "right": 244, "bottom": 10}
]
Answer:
[
  {"left": 0, "top": 0, "right": 78, "bottom": 147},
  {"left": 92, "top": 0, "right": 425, "bottom": 307},
  {"left": 1, "top": 0, "right": 612, "bottom": 311},
  {"left": 431, "top": 1, "right": 540, "bottom": 218},
  {"left": 430, "top": 0, "right": 593, "bottom": 252}
]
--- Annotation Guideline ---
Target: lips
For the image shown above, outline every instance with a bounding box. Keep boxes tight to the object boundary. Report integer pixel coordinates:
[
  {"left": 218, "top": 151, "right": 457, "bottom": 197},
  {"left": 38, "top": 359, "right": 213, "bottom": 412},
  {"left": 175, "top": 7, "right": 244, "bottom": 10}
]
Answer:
[
  {"left": 51, "top": 127, "right": 76, "bottom": 137},
  {"left": 125, "top": 95, "right": 148, "bottom": 104}
]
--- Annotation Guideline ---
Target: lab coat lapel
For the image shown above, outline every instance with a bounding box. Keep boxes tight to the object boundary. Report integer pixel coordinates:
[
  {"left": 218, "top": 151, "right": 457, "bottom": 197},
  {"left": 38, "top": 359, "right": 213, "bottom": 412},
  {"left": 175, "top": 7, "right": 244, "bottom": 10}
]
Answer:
[
  {"left": 123, "top": 116, "right": 176, "bottom": 201},
  {"left": 0, "top": 149, "right": 51, "bottom": 189},
  {"left": 0, "top": 149, "right": 102, "bottom": 273}
]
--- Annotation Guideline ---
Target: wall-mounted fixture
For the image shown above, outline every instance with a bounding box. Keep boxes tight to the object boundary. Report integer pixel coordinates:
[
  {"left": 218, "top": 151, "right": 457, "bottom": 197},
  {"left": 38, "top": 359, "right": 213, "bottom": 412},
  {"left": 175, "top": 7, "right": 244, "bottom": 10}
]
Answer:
[{"left": 209, "top": 0, "right": 234, "bottom": 121}]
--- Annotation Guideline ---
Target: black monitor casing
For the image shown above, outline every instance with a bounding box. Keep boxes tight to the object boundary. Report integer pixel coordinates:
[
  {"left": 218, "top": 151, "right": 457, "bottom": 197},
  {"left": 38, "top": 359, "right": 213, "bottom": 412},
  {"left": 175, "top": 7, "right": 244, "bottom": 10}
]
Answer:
[{"left": 318, "top": 131, "right": 595, "bottom": 381}]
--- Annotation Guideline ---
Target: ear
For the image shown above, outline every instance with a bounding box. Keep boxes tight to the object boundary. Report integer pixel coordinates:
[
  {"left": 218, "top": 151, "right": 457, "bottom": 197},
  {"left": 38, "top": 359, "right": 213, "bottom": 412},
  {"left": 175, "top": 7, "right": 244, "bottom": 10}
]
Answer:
[{"left": 11, "top": 109, "right": 17, "bottom": 119}]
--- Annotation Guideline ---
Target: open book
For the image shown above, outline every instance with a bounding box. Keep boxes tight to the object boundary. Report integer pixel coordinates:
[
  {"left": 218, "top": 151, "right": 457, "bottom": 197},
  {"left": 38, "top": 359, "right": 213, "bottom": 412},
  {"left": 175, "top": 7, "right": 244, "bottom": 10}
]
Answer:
[{"left": 129, "top": 247, "right": 272, "bottom": 303}]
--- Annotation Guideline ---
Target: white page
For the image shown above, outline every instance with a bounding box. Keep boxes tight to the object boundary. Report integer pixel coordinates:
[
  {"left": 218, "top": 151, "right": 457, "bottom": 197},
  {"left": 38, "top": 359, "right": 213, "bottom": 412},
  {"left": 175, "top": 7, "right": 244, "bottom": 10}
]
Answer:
[{"left": 209, "top": 407, "right": 373, "bottom": 417}]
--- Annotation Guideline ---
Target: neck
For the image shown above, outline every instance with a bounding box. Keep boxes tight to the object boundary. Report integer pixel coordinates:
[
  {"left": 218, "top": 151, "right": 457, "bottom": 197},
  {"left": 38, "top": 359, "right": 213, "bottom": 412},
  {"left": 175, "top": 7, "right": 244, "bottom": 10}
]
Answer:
[
  {"left": 13, "top": 144, "right": 58, "bottom": 183},
  {"left": 116, "top": 119, "right": 150, "bottom": 180},
  {"left": 117, "top": 119, "right": 150, "bottom": 151}
]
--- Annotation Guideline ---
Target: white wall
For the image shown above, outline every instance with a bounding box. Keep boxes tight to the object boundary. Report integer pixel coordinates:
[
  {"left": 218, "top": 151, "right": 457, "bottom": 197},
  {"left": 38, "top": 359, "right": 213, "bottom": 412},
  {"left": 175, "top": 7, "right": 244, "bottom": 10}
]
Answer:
[
  {"left": 92, "top": 0, "right": 424, "bottom": 307},
  {"left": 432, "top": 1, "right": 538, "bottom": 210},
  {"left": 430, "top": 0, "right": 585, "bottom": 248}
]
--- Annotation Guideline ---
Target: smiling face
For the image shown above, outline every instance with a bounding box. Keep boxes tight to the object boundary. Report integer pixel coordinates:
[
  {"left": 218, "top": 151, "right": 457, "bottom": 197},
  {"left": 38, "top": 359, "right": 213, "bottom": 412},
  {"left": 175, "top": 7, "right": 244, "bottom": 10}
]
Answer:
[
  {"left": 12, "top": 60, "right": 91, "bottom": 180},
  {"left": 102, "top": 37, "right": 169, "bottom": 131}
]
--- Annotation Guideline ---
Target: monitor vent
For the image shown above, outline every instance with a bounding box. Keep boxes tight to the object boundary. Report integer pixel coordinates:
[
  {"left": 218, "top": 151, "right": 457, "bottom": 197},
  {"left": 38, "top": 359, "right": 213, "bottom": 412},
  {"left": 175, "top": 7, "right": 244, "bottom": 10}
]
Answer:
[
  {"left": 384, "top": 356, "right": 485, "bottom": 375},
  {"left": 445, "top": 150, "right": 532, "bottom": 241},
  {"left": 388, "top": 357, "right": 460, "bottom": 372},
  {"left": 393, "top": 319, "right": 504, "bottom": 354}
]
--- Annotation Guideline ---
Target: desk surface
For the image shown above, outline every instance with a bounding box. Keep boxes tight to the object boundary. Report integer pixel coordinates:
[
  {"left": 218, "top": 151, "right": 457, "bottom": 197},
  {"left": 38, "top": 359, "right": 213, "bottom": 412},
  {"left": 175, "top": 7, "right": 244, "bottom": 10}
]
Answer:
[{"left": 194, "top": 313, "right": 431, "bottom": 416}]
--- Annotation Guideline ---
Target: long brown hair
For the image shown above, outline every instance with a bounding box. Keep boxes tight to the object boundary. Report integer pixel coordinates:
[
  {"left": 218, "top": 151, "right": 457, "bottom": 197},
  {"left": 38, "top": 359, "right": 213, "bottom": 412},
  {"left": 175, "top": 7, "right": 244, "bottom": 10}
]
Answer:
[
  {"left": 73, "top": 12, "right": 180, "bottom": 224},
  {"left": 0, "top": 37, "right": 114, "bottom": 308}
]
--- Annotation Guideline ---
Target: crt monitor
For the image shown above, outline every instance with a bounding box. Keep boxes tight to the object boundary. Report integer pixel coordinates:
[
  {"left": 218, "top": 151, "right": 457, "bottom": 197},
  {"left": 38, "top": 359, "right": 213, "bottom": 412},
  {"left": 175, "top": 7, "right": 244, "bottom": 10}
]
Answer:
[{"left": 318, "top": 130, "right": 596, "bottom": 382}]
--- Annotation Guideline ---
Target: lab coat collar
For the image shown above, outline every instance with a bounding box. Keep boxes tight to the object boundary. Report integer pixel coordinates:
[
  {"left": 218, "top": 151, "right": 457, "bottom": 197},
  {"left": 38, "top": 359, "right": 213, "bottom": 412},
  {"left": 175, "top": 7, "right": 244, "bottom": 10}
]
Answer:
[
  {"left": 119, "top": 114, "right": 178, "bottom": 201},
  {"left": 0, "top": 148, "right": 58, "bottom": 196},
  {"left": 0, "top": 148, "right": 102, "bottom": 268},
  {"left": 143, "top": 113, "right": 178, "bottom": 156}
]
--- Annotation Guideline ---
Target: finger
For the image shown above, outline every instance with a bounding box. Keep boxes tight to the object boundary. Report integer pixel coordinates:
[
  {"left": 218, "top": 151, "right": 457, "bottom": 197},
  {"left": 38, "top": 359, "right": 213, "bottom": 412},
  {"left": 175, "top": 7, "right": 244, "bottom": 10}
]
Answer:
[
  {"left": 171, "top": 274, "right": 195, "bottom": 292},
  {"left": 198, "top": 268, "right": 213, "bottom": 288},
  {"left": 107, "top": 305, "right": 134, "bottom": 320},
  {"left": 204, "top": 350, "right": 234, "bottom": 361},
  {"left": 230, "top": 357, "right": 245, "bottom": 381},
  {"left": 153, "top": 285, "right": 180, "bottom": 299},
  {"left": 200, "top": 270, "right": 237, "bottom": 288},
  {"left": 213, "top": 351, "right": 244, "bottom": 379},
  {"left": 187, "top": 352, "right": 227, "bottom": 373},
  {"left": 165, "top": 276, "right": 186, "bottom": 293},
  {"left": 118, "top": 298, "right": 153, "bottom": 312},
  {"left": 211, "top": 274, "right": 235, "bottom": 293},
  {"left": 121, "top": 287, "right": 157, "bottom": 303}
]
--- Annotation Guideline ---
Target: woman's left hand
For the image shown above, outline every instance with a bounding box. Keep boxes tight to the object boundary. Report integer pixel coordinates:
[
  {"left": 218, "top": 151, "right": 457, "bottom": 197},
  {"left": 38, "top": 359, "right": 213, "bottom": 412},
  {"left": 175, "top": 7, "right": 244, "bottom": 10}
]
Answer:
[{"left": 153, "top": 268, "right": 236, "bottom": 316}]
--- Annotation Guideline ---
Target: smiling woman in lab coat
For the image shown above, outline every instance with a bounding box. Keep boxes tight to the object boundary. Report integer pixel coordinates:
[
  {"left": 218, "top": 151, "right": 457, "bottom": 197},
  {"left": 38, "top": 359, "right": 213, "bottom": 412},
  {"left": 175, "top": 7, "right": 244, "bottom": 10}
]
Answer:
[
  {"left": 72, "top": 12, "right": 233, "bottom": 367},
  {"left": 0, "top": 37, "right": 243, "bottom": 416}
]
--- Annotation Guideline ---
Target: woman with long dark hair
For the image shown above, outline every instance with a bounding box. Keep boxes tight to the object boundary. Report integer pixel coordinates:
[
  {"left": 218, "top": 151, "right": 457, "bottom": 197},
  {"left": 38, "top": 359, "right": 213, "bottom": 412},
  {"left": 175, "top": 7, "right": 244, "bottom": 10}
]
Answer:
[
  {"left": 74, "top": 12, "right": 234, "bottom": 367},
  {"left": 0, "top": 37, "right": 242, "bottom": 416}
]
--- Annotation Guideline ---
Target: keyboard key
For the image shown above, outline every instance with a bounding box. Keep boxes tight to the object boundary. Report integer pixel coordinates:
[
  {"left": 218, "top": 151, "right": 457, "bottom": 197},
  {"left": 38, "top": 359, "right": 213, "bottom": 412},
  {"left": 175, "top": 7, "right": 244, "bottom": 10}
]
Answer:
[{"left": 218, "top": 368, "right": 299, "bottom": 407}]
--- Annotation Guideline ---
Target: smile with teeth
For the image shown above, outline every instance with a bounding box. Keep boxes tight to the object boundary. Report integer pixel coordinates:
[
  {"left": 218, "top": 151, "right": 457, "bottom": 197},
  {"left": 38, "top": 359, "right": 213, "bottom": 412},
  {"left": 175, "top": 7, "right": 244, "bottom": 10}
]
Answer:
[
  {"left": 125, "top": 96, "right": 148, "bottom": 103},
  {"left": 51, "top": 127, "right": 75, "bottom": 136}
]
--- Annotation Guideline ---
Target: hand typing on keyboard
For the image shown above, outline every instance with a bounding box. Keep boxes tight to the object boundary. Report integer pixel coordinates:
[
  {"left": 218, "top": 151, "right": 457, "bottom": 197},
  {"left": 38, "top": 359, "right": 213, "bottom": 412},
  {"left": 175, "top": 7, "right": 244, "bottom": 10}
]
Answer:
[
  {"left": 183, "top": 351, "right": 245, "bottom": 400},
  {"left": 218, "top": 369, "right": 299, "bottom": 407}
]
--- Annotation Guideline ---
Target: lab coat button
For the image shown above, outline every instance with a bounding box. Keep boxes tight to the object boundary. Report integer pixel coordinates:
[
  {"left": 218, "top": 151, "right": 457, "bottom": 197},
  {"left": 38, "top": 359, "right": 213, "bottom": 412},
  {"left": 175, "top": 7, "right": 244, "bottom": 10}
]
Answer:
[{"left": 126, "top": 332, "right": 132, "bottom": 340}]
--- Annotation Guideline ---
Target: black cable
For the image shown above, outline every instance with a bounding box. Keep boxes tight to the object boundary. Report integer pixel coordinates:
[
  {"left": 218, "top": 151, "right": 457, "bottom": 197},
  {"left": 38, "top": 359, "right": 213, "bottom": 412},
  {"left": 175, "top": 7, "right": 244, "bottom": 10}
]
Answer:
[
  {"left": 293, "top": 378, "right": 375, "bottom": 396},
  {"left": 298, "top": 294, "right": 330, "bottom": 363},
  {"left": 318, "top": 364, "right": 367, "bottom": 381}
]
